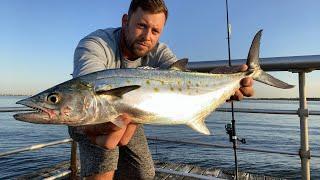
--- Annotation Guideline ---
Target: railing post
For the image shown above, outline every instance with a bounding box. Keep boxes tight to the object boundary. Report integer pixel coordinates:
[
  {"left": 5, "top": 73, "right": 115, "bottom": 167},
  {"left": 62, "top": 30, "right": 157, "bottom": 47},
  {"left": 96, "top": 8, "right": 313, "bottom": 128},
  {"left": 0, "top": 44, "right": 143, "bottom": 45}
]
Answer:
[
  {"left": 298, "top": 72, "right": 310, "bottom": 180},
  {"left": 70, "top": 140, "right": 78, "bottom": 179}
]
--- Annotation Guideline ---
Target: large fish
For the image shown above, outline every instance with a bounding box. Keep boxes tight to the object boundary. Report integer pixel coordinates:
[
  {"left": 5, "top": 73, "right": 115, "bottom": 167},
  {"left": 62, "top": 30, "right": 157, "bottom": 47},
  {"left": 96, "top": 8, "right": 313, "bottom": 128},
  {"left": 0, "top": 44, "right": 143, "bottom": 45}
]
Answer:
[{"left": 14, "top": 30, "right": 293, "bottom": 135}]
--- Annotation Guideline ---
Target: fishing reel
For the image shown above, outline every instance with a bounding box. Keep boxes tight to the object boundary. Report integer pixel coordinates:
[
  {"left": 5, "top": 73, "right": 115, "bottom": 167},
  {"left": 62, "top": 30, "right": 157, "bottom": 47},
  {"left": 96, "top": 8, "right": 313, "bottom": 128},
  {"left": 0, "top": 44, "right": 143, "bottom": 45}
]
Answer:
[{"left": 225, "top": 123, "right": 246, "bottom": 144}]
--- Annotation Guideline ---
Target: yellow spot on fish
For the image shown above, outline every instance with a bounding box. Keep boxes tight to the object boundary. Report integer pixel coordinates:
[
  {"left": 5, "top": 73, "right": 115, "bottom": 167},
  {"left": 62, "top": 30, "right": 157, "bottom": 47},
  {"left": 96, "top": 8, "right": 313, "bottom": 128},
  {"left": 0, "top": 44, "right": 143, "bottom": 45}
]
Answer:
[
  {"left": 196, "top": 83, "right": 200, "bottom": 87},
  {"left": 188, "top": 80, "right": 191, "bottom": 84},
  {"left": 170, "top": 87, "right": 174, "bottom": 91},
  {"left": 154, "top": 87, "right": 159, "bottom": 92},
  {"left": 126, "top": 80, "right": 131, "bottom": 84},
  {"left": 146, "top": 80, "right": 151, "bottom": 85},
  {"left": 178, "top": 87, "right": 182, "bottom": 92},
  {"left": 161, "top": 81, "right": 165, "bottom": 85}
]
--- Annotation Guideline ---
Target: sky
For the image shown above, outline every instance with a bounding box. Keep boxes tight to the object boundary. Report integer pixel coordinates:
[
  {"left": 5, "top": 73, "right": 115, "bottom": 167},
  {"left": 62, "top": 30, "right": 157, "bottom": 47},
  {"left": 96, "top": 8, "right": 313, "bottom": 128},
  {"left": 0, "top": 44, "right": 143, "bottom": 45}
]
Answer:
[{"left": 0, "top": 0, "right": 319, "bottom": 98}]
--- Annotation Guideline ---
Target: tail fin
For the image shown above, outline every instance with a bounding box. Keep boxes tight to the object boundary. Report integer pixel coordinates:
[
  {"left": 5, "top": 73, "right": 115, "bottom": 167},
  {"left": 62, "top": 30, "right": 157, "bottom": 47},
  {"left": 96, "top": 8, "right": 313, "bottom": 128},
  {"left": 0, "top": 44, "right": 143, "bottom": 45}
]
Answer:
[{"left": 247, "top": 30, "right": 294, "bottom": 89}]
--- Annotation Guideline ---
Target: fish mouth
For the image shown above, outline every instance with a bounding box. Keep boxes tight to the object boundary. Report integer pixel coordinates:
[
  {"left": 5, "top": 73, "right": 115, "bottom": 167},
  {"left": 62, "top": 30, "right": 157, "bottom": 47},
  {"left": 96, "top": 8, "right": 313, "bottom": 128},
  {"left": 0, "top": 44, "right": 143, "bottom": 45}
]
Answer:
[{"left": 13, "top": 99, "right": 52, "bottom": 124}]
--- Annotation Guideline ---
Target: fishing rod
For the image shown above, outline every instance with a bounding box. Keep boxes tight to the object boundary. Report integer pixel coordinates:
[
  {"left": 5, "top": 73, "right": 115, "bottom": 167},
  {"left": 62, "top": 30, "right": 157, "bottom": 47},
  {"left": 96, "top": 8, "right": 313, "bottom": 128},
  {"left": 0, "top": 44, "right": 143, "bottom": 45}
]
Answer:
[{"left": 224, "top": 0, "right": 243, "bottom": 179}]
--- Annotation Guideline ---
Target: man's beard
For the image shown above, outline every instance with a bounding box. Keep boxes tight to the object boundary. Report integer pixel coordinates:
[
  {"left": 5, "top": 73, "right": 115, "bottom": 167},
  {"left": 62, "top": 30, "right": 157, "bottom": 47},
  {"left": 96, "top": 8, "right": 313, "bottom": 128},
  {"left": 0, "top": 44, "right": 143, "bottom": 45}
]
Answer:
[{"left": 124, "top": 31, "right": 152, "bottom": 58}]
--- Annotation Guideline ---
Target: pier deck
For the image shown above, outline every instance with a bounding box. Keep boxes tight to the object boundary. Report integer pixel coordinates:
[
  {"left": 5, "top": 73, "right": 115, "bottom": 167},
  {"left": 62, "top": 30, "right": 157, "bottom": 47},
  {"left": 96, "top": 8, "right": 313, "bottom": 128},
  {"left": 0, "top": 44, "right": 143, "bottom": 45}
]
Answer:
[{"left": 16, "top": 160, "right": 283, "bottom": 180}]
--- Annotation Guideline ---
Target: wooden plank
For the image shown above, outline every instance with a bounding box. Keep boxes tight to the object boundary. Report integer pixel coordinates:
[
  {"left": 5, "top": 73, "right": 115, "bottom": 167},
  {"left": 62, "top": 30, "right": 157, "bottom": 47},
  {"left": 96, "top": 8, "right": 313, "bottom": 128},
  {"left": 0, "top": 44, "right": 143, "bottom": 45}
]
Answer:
[
  {"left": 154, "top": 160, "right": 169, "bottom": 179},
  {"left": 16, "top": 161, "right": 71, "bottom": 179},
  {"left": 182, "top": 165, "right": 206, "bottom": 180},
  {"left": 154, "top": 162, "right": 181, "bottom": 180},
  {"left": 238, "top": 171, "right": 250, "bottom": 180},
  {"left": 166, "top": 164, "right": 194, "bottom": 180},
  {"left": 248, "top": 173, "right": 265, "bottom": 180},
  {"left": 266, "top": 176, "right": 282, "bottom": 180},
  {"left": 202, "top": 167, "right": 221, "bottom": 178},
  {"left": 162, "top": 163, "right": 182, "bottom": 180},
  {"left": 154, "top": 171, "right": 169, "bottom": 180},
  {"left": 253, "top": 174, "right": 282, "bottom": 180},
  {"left": 154, "top": 161, "right": 171, "bottom": 180},
  {"left": 155, "top": 161, "right": 168, "bottom": 168}
]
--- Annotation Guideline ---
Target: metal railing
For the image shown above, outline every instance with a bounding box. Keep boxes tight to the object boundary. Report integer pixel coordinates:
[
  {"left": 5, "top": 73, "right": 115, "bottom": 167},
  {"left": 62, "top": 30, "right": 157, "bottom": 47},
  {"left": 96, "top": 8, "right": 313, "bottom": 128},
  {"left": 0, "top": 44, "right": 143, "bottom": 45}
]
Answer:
[
  {"left": 0, "top": 54, "right": 319, "bottom": 179},
  {"left": 0, "top": 139, "right": 72, "bottom": 157},
  {"left": 188, "top": 55, "right": 320, "bottom": 72},
  {"left": 147, "top": 137, "right": 320, "bottom": 158}
]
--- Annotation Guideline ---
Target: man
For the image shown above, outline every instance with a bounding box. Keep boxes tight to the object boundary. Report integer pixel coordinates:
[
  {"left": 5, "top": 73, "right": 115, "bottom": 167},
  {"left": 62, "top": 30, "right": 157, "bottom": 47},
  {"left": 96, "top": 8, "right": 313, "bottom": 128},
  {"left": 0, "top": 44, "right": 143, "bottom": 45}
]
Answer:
[{"left": 69, "top": 0, "right": 254, "bottom": 179}]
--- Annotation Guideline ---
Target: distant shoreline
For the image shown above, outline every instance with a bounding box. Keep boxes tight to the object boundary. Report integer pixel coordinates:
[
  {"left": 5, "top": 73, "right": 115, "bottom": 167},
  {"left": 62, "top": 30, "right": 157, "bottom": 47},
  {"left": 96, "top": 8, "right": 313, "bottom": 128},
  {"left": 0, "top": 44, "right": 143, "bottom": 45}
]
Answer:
[{"left": 0, "top": 94, "right": 30, "bottom": 97}]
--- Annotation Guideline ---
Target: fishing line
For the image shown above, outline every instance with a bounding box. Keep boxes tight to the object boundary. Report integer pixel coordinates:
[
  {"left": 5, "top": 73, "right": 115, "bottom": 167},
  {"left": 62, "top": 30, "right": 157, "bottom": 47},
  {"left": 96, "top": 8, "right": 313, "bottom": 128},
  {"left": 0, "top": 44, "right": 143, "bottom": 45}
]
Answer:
[{"left": 225, "top": 0, "right": 239, "bottom": 179}]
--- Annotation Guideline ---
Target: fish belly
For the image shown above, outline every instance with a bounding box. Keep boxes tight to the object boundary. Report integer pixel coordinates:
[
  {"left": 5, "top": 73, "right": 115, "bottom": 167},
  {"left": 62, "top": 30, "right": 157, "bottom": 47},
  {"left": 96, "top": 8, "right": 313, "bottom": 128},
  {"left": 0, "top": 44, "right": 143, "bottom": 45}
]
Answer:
[{"left": 120, "top": 80, "right": 240, "bottom": 125}]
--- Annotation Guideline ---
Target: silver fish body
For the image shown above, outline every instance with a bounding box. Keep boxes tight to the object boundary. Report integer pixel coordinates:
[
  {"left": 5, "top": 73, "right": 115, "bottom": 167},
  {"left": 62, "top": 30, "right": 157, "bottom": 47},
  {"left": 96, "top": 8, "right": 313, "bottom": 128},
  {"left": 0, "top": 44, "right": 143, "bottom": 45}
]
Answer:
[{"left": 14, "top": 30, "right": 294, "bottom": 135}]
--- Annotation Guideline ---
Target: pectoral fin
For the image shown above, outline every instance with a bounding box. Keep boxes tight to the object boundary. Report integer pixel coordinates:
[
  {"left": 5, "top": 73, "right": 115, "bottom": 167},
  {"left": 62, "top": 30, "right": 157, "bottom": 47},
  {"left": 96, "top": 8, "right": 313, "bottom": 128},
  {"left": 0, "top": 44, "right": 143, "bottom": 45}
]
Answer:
[{"left": 95, "top": 85, "right": 140, "bottom": 97}]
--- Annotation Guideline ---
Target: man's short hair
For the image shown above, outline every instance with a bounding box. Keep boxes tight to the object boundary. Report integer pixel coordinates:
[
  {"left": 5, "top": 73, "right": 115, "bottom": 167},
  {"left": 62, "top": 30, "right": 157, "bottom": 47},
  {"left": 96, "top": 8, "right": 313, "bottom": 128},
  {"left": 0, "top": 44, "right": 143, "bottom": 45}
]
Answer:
[{"left": 128, "top": 0, "right": 168, "bottom": 21}]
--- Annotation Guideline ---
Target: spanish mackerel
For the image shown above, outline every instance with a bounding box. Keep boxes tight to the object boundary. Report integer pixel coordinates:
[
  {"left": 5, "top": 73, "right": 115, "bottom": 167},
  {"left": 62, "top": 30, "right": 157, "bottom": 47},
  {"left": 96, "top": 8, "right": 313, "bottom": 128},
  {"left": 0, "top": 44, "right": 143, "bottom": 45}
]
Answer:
[{"left": 14, "top": 30, "right": 294, "bottom": 135}]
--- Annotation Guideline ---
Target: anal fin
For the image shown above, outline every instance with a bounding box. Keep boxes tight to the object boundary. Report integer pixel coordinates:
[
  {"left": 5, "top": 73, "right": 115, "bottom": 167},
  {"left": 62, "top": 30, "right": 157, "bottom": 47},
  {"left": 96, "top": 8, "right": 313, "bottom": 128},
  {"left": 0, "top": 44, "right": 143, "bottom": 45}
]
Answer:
[
  {"left": 186, "top": 100, "right": 221, "bottom": 135},
  {"left": 187, "top": 117, "right": 211, "bottom": 135}
]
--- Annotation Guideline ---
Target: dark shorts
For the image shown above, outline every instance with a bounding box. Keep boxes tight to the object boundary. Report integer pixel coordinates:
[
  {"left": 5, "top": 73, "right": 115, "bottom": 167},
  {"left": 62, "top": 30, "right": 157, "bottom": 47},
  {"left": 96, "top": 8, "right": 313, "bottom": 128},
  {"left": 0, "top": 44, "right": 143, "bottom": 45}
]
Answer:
[{"left": 68, "top": 125, "right": 155, "bottom": 179}]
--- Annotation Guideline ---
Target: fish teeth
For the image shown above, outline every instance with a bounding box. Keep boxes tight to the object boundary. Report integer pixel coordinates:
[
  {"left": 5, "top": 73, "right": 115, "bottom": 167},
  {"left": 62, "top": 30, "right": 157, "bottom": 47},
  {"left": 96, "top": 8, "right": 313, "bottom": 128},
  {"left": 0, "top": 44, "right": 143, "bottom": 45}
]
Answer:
[{"left": 27, "top": 105, "right": 43, "bottom": 113}]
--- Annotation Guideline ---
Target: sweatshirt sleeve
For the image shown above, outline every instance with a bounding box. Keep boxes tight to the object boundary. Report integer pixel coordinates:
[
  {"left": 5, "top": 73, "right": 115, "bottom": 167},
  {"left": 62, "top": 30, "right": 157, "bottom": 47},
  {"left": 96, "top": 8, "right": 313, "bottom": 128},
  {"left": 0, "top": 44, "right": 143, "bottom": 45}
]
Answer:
[
  {"left": 72, "top": 37, "right": 111, "bottom": 78},
  {"left": 155, "top": 43, "right": 178, "bottom": 69}
]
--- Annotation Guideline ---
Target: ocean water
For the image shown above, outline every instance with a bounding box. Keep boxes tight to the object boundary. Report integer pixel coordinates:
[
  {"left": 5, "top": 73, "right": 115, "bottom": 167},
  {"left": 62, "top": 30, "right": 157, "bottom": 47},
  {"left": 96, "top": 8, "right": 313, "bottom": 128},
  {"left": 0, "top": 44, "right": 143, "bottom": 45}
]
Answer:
[{"left": 0, "top": 96, "right": 319, "bottom": 179}]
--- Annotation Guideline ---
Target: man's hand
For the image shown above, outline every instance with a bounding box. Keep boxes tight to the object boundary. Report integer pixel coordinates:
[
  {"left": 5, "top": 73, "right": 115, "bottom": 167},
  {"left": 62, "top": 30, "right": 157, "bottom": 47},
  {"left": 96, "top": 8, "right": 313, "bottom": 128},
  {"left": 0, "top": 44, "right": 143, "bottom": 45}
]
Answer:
[
  {"left": 81, "top": 113, "right": 138, "bottom": 149},
  {"left": 210, "top": 64, "right": 254, "bottom": 101}
]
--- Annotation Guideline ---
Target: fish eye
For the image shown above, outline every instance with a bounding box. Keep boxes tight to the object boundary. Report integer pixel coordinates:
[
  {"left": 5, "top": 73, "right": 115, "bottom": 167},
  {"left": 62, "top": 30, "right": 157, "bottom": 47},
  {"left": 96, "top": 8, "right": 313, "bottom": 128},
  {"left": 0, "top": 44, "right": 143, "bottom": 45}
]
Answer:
[{"left": 47, "top": 93, "right": 60, "bottom": 104}]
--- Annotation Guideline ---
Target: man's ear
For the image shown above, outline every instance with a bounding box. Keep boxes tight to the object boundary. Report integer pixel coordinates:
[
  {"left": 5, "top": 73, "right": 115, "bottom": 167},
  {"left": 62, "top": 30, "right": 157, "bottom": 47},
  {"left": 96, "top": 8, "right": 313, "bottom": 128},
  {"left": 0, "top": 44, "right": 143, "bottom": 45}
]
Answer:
[{"left": 122, "top": 14, "right": 129, "bottom": 27}]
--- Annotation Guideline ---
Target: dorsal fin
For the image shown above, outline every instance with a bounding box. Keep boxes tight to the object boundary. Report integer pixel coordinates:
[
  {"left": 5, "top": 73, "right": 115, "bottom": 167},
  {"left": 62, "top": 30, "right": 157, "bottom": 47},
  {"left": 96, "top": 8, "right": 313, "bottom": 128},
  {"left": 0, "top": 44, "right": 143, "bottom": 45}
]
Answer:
[
  {"left": 247, "top": 29, "right": 262, "bottom": 70},
  {"left": 169, "top": 58, "right": 189, "bottom": 71}
]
